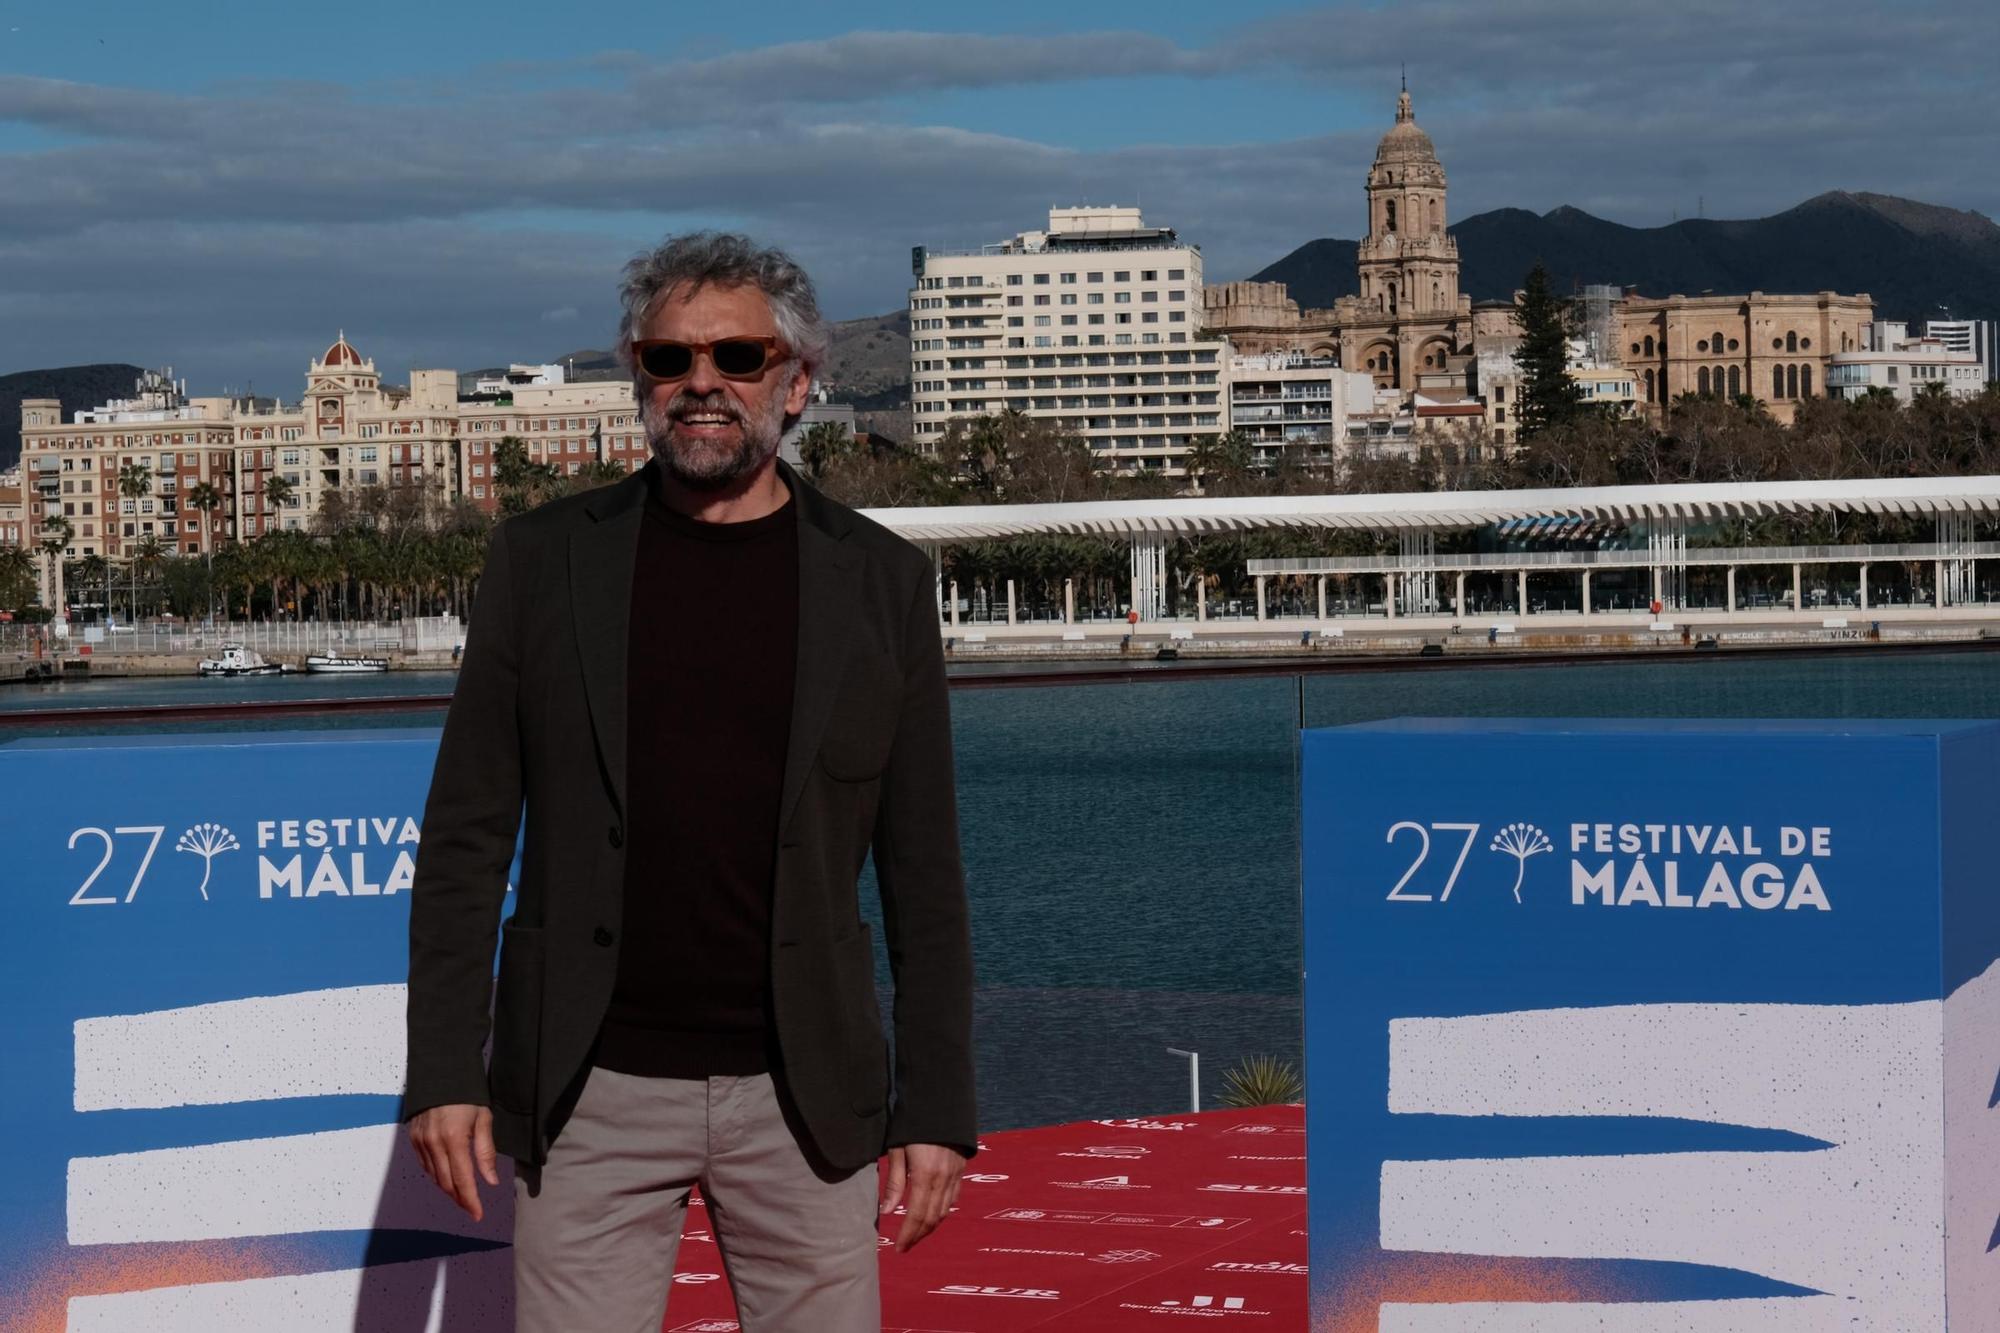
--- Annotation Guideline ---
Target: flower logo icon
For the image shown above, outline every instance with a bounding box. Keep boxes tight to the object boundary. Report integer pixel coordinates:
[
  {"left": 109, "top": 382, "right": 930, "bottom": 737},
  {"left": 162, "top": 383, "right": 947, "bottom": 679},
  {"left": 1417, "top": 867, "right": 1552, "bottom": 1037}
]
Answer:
[
  {"left": 175, "top": 823, "right": 241, "bottom": 900},
  {"left": 1490, "top": 822, "right": 1553, "bottom": 902}
]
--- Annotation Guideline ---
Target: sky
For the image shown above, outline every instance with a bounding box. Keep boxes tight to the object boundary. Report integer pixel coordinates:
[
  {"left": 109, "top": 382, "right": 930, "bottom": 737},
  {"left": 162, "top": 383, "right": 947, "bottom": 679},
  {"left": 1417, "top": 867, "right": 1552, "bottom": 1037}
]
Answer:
[{"left": 1, "top": 0, "right": 1994, "bottom": 396}]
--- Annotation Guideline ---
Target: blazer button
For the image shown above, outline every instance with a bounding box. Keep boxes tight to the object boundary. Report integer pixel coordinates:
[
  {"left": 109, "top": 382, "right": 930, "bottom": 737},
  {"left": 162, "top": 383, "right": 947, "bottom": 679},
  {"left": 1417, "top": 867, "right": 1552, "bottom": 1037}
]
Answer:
[
  {"left": 607, "top": 825, "right": 623, "bottom": 848},
  {"left": 593, "top": 926, "right": 615, "bottom": 947}
]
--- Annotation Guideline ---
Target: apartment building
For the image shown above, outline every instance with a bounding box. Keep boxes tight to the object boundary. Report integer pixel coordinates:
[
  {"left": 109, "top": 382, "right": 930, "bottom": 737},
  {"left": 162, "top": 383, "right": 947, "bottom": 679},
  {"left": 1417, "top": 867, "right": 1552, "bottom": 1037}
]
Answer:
[
  {"left": 1924, "top": 319, "right": 1997, "bottom": 383},
  {"left": 910, "top": 206, "right": 1229, "bottom": 475},
  {"left": 17, "top": 340, "right": 667, "bottom": 557},
  {"left": 1827, "top": 322, "right": 1988, "bottom": 403},
  {"left": 1228, "top": 354, "right": 1381, "bottom": 471}
]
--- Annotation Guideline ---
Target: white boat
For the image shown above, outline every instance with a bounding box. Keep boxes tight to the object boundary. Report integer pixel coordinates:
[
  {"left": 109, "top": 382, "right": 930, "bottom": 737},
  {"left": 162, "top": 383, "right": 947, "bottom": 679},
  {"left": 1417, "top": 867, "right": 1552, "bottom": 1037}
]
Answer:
[
  {"left": 198, "top": 644, "right": 283, "bottom": 677},
  {"left": 305, "top": 652, "right": 390, "bottom": 674}
]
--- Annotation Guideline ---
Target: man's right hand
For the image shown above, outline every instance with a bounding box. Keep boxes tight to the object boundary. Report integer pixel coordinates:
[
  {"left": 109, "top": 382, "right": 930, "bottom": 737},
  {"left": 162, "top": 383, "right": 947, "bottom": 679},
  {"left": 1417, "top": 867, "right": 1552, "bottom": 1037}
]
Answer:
[{"left": 408, "top": 1103, "right": 500, "bottom": 1222}]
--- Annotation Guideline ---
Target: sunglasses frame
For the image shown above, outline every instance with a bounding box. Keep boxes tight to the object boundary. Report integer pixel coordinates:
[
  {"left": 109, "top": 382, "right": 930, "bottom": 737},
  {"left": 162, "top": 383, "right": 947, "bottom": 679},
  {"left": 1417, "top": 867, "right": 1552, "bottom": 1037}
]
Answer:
[{"left": 630, "top": 335, "right": 788, "bottom": 383}]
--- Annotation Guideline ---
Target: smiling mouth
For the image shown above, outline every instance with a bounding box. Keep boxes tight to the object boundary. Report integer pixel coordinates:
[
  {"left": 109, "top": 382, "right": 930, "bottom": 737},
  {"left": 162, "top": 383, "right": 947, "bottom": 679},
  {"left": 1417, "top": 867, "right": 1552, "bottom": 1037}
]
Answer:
[{"left": 674, "top": 412, "right": 738, "bottom": 428}]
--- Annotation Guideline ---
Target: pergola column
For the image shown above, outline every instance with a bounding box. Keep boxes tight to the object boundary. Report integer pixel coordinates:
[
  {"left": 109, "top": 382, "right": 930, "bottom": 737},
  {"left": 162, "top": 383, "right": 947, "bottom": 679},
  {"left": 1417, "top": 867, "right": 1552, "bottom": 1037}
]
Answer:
[
  {"left": 1196, "top": 578, "right": 1207, "bottom": 622},
  {"left": 1791, "top": 563, "right": 1802, "bottom": 613},
  {"left": 1858, "top": 564, "right": 1868, "bottom": 611},
  {"left": 1935, "top": 559, "right": 1947, "bottom": 610},
  {"left": 1517, "top": 569, "right": 1528, "bottom": 617},
  {"left": 1726, "top": 566, "right": 1736, "bottom": 614},
  {"left": 1454, "top": 571, "right": 1466, "bottom": 618},
  {"left": 1317, "top": 576, "right": 1327, "bottom": 620},
  {"left": 1385, "top": 573, "right": 1398, "bottom": 619},
  {"left": 1581, "top": 569, "right": 1592, "bottom": 618},
  {"left": 1255, "top": 575, "right": 1267, "bottom": 622},
  {"left": 1064, "top": 578, "right": 1075, "bottom": 624},
  {"left": 1006, "top": 578, "right": 1017, "bottom": 626},
  {"left": 949, "top": 580, "right": 960, "bottom": 627}
]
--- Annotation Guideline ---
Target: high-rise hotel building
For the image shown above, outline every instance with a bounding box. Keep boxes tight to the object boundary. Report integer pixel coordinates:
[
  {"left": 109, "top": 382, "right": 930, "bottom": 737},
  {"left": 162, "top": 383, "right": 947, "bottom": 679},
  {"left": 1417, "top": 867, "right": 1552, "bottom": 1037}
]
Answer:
[{"left": 909, "top": 206, "right": 1229, "bottom": 475}]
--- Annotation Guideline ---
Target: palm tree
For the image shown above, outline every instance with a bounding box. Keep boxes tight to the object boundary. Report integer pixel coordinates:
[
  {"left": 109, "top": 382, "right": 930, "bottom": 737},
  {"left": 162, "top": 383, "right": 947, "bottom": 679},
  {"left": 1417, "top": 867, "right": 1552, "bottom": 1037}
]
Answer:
[
  {"left": 37, "top": 515, "right": 73, "bottom": 612},
  {"left": 0, "top": 544, "right": 37, "bottom": 611},
  {"left": 116, "top": 461, "right": 153, "bottom": 623},
  {"left": 186, "top": 481, "right": 223, "bottom": 621},
  {"left": 131, "top": 534, "right": 167, "bottom": 621},
  {"left": 263, "top": 472, "right": 297, "bottom": 522}
]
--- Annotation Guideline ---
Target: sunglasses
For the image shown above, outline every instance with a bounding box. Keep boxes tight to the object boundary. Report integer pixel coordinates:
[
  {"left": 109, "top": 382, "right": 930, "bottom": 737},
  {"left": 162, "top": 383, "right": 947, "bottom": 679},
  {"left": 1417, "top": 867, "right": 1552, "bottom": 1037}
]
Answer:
[{"left": 631, "top": 336, "right": 787, "bottom": 382}]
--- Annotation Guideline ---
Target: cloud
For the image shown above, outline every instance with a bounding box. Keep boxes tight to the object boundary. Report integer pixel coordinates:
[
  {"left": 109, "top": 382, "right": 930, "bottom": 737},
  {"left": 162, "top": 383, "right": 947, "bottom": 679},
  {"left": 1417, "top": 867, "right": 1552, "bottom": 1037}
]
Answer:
[{"left": 0, "top": 5, "right": 1994, "bottom": 395}]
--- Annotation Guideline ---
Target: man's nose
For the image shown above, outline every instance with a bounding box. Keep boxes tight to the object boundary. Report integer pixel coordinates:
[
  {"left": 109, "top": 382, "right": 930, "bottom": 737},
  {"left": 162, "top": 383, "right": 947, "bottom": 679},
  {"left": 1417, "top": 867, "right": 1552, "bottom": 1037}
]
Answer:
[{"left": 685, "top": 349, "right": 725, "bottom": 396}]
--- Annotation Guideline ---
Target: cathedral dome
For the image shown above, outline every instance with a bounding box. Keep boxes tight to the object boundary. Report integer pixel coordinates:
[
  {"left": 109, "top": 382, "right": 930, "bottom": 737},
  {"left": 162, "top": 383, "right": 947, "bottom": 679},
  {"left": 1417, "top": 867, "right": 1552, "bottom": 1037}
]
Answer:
[
  {"left": 321, "top": 332, "right": 363, "bottom": 367},
  {"left": 1373, "top": 88, "right": 1437, "bottom": 165}
]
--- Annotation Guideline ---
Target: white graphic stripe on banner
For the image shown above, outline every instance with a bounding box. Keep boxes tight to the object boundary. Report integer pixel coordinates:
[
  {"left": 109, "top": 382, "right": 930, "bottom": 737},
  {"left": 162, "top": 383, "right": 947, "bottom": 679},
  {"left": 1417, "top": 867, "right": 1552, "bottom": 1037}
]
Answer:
[
  {"left": 1388, "top": 998, "right": 1938, "bottom": 1139},
  {"left": 65, "top": 1250, "right": 512, "bottom": 1332},
  {"left": 67, "top": 1124, "right": 507, "bottom": 1244},
  {"left": 1382, "top": 999, "right": 1945, "bottom": 1324},
  {"left": 1379, "top": 1297, "right": 1845, "bottom": 1332},
  {"left": 74, "top": 985, "right": 407, "bottom": 1111}
]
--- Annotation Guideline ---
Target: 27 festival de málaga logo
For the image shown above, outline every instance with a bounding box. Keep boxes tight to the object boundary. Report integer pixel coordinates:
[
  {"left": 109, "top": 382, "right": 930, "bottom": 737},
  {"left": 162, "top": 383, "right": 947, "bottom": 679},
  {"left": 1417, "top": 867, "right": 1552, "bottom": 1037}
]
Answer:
[
  {"left": 1381, "top": 818, "right": 1835, "bottom": 911},
  {"left": 63, "top": 814, "right": 424, "bottom": 906}
]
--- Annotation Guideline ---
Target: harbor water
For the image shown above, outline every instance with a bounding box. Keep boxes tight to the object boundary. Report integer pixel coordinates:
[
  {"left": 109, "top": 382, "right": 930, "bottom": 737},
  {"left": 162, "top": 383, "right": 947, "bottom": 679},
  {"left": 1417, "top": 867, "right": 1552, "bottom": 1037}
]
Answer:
[{"left": 8, "top": 649, "right": 2000, "bottom": 1129}]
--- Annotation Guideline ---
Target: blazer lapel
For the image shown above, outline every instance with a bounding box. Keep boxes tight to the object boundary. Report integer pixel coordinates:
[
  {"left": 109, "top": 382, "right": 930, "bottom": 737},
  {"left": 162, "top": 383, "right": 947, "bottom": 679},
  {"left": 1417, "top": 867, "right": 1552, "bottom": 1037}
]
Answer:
[
  {"left": 778, "top": 471, "right": 863, "bottom": 836},
  {"left": 570, "top": 472, "right": 647, "bottom": 820}
]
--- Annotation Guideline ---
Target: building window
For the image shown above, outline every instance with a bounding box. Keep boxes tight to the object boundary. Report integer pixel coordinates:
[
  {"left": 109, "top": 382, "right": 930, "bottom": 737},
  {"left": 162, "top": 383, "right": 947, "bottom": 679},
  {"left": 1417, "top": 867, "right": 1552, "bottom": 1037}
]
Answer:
[
  {"left": 1005, "top": 275, "right": 1022, "bottom": 286},
  {"left": 1644, "top": 368, "right": 1655, "bottom": 401},
  {"left": 1773, "top": 365, "right": 1786, "bottom": 398},
  {"left": 1785, "top": 331, "right": 1798, "bottom": 353},
  {"left": 1644, "top": 335, "right": 1655, "bottom": 357},
  {"left": 1385, "top": 199, "right": 1397, "bottom": 232},
  {"left": 1033, "top": 273, "right": 1050, "bottom": 285},
  {"left": 1698, "top": 367, "right": 1711, "bottom": 395},
  {"left": 1800, "top": 364, "right": 1813, "bottom": 397},
  {"left": 1495, "top": 407, "right": 1507, "bottom": 423},
  {"left": 1728, "top": 365, "right": 1741, "bottom": 397},
  {"left": 1787, "top": 364, "right": 1799, "bottom": 398}
]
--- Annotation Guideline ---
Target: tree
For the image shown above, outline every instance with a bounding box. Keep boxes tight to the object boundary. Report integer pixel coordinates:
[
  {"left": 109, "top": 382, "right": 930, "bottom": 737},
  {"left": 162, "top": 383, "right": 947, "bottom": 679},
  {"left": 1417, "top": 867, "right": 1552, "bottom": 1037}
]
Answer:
[
  {"left": 263, "top": 472, "right": 297, "bottom": 516},
  {"left": 186, "top": 481, "right": 223, "bottom": 620},
  {"left": 797, "top": 421, "right": 857, "bottom": 480},
  {"left": 1513, "top": 263, "right": 1580, "bottom": 441},
  {"left": 0, "top": 545, "right": 37, "bottom": 611},
  {"left": 131, "top": 533, "right": 167, "bottom": 620},
  {"left": 36, "top": 515, "right": 73, "bottom": 611},
  {"left": 115, "top": 461, "right": 153, "bottom": 622}
]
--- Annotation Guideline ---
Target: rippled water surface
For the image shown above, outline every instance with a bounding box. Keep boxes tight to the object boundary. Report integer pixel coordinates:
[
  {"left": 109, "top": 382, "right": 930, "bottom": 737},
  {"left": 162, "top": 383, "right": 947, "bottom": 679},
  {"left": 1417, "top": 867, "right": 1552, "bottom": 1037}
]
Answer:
[{"left": 10, "top": 650, "right": 2000, "bottom": 1127}]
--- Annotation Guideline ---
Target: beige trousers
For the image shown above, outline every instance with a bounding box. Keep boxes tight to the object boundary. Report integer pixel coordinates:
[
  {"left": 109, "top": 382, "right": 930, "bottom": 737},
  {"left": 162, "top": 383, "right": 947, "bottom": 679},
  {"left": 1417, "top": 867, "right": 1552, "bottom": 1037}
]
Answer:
[{"left": 512, "top": 1066, "right": 880, "bottom": 1333}]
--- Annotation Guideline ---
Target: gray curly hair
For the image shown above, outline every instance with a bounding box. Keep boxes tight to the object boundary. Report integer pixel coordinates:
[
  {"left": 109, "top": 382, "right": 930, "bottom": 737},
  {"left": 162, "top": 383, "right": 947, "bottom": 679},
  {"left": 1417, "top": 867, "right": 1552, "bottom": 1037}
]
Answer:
[{"left": 614, "top": 231, "right": 830, "bottom": 382}]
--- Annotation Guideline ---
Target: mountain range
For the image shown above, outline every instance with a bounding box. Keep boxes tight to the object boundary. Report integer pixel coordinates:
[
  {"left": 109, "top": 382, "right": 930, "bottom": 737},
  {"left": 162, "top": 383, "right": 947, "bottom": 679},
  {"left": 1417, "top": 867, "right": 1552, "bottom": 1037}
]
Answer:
[{"left": 1250, "top": 192, "right": 2000, "bottom": 320}]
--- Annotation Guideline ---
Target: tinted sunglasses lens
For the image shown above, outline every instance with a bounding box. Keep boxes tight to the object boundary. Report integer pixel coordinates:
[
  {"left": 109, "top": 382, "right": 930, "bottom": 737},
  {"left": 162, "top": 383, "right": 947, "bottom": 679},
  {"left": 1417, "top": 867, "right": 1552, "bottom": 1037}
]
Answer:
[
  {"left": 639, "top": 343, "right": 694, "bottom": 378},
  {"left": 712, "top": 340, "right": 771, "bottom": 378}
]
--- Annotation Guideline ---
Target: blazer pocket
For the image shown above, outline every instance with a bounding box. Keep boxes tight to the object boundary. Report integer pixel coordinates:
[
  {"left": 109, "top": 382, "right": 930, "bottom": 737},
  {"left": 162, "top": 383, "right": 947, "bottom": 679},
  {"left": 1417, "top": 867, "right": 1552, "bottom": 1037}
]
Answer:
[
  {"left": 489, "top": 921, "right": 544, "bottom": 1114},
  {"left": 832, "top": 923, "right": 888, "bottom": 1116}
]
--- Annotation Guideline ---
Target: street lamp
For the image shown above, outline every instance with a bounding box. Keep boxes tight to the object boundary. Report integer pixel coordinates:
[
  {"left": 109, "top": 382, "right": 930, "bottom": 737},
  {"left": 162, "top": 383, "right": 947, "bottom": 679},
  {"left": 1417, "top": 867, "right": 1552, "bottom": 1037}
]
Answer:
[{"left": 1165, "top": 1047, "right": 1201, "bottom": 1115}]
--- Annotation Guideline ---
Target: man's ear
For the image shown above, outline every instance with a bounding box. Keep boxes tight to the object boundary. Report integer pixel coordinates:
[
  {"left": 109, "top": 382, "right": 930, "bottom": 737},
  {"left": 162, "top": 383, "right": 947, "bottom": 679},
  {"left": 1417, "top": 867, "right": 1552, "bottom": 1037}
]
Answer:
[{"left": 785, "top": 363, "right": 815, "bottom": 418}]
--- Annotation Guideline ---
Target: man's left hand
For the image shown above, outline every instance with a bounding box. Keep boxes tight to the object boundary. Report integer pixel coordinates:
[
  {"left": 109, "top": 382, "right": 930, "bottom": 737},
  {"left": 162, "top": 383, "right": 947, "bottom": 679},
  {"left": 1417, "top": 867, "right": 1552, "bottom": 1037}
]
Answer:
[{"left": 879, "top": 1143, "right": 965, "bottom": 1251}]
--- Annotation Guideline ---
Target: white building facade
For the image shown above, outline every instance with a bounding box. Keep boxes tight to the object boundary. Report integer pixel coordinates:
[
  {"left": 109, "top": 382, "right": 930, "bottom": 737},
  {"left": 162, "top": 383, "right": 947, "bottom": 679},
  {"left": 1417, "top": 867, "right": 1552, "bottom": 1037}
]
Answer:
[
  {"left": 1828, "top": 322, "right": 1988, "bottom": 404},
  {"left": 910, "top": 206, "right": 1229, "bottom": 475},
  {"left": 1228, "top": 354, "right": 1381, "bottom": 471}
]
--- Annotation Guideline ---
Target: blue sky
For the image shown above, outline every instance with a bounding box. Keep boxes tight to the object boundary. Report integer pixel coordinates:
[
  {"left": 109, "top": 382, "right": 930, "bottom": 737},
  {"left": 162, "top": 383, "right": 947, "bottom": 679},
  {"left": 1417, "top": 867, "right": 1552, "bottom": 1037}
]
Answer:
[{"left": 1, "top": 0, "right": 1993, "bottom": 395}]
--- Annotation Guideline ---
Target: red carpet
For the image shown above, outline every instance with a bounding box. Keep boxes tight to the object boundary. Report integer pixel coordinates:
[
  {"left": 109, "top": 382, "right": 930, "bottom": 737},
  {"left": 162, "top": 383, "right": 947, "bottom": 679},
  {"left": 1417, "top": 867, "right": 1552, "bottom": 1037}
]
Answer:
[{"left": 662, "top": 1104, "right": 1307, "bottom": 1330}]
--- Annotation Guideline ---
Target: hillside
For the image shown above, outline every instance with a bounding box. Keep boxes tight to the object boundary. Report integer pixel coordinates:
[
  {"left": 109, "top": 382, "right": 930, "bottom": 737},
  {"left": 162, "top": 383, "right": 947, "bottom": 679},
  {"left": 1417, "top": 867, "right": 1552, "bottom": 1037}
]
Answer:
[
  {"left": 0, "top": 364, "right": 147, "bottom": 470},
  {"left": 1250, "top": 192, "right": 2000, "bottom": 320}
]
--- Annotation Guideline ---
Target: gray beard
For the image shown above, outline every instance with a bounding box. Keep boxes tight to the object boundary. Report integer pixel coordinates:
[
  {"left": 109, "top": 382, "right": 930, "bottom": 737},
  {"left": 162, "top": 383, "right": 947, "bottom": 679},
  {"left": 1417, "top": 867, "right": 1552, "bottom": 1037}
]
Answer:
[{"left": 643, "top": 390, "right": 786, "bottom": 491}]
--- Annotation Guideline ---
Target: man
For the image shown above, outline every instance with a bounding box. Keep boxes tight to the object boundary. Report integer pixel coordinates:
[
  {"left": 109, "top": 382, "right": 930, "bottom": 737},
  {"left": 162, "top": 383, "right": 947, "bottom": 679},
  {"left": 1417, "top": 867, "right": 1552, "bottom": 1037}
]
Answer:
[{"left": 403, "top": 232, "right": 976, "bottom": 1332}]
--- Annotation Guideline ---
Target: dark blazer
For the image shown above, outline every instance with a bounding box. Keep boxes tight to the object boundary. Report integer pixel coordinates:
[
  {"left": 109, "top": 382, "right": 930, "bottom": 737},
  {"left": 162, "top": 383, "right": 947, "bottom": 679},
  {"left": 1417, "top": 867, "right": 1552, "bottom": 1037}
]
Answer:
[{"left": 403, "top": 458, "right": 975, "bottom": 1172}]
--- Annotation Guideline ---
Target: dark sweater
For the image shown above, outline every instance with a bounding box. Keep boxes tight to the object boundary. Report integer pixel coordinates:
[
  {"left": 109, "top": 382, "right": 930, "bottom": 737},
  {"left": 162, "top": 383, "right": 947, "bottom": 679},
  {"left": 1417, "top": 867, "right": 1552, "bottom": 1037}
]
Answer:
[{"left": 593, "top": 474, "right": 799, "bottom": 1078}]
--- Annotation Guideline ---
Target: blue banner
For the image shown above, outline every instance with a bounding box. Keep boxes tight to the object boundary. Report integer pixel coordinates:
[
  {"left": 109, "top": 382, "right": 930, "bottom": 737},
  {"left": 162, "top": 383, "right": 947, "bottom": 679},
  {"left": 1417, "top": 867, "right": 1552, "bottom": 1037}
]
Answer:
[
  {"left": 1302, "top": 719, "right": 2000, "bottom": 1332},
  {"left": 0, "top": 730, "right": 516, "bottom": 1332}
]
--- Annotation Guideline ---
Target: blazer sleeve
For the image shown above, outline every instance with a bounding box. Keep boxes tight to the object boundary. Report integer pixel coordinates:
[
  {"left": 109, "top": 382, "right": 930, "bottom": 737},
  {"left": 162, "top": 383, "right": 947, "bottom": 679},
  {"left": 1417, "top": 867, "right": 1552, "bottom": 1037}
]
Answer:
[
  {"left": 402, "top": 521, "right": 524, "bottom": 1120},
  {"left": 873, "top": 553, "right": 978, "bottom": 1156}
]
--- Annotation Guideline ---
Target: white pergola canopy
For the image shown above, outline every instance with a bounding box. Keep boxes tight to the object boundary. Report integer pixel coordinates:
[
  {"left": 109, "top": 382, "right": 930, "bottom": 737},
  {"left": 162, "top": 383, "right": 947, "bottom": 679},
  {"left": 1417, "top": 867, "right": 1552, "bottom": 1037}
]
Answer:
[{"left": 861, "top": 476, "right": 2000, "bottom": 544}]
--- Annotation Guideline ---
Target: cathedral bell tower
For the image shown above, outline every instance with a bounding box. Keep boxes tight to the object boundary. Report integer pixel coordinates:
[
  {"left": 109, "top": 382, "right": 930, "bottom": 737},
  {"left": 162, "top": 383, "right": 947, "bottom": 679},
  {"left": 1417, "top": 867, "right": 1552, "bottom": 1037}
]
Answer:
[{"left": 1355, "top": 83, "right": 1460, "bottom": 324}]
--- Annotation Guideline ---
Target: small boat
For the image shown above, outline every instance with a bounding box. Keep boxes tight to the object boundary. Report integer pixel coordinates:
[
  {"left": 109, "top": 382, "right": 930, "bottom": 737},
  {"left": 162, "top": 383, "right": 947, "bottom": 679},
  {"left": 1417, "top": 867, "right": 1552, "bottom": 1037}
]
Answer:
[
  {"left": 305, "top": 653, "right": 390, "bottom": 674},
  {"left": 198, "top": 644, "right": 283, "bottom": 677}
]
